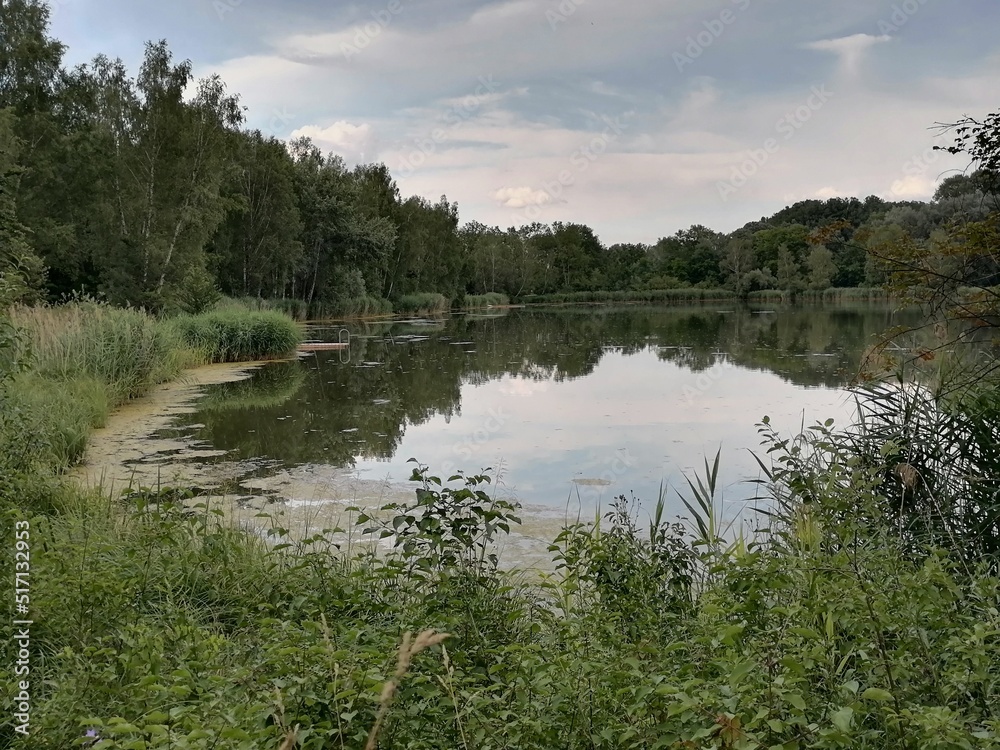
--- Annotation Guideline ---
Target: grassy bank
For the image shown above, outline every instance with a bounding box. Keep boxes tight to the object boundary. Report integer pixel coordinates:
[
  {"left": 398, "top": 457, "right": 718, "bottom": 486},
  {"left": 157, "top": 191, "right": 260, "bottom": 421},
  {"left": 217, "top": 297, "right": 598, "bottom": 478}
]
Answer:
[
  {"left": 3, "top": 303, "right": 998, "bottom": 749},
  {"left": 0, "top": 303, "right": 301, "bottom": 499},
  {"left": 219, "top": 296, "right": 395, "bottom": 322}
]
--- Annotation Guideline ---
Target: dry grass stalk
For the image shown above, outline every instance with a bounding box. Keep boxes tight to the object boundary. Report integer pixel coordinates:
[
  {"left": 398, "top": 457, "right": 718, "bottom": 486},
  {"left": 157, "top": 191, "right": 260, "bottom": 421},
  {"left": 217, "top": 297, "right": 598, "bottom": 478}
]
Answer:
[
  {"left": 364, "top": 629, "right": 450, "bottom": 750},
  {"left": 278, "top": 727, "right": 298, "bottom": 750}
]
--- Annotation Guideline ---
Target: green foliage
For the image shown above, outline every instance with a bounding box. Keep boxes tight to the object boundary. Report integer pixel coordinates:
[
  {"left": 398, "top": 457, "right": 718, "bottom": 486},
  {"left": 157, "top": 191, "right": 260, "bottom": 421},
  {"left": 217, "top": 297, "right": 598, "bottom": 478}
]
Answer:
[
  {"left": 359, "top": 462, "right": 522, "bottom": 579},
  {"left": 0, "top": 109, "right": 46, "bottom": 304},
  {"left": 552, "top": 492, "right": 694, "bottom": 636},
  {"left": 168, "top": 310, "right": 303, "bottom": 362},
  {"left": 4, "top": 448, "right": 1000, "bottom": 748},
  {"left": 166, "top": 263, "right": 222, "bottom": 315}
]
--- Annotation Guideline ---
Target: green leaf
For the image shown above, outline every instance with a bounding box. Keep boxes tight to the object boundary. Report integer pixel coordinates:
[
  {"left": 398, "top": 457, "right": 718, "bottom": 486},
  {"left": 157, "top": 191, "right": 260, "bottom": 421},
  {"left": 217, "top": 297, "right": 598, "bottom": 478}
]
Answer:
[
  {"left": 728, "top": 660, "right": 756, "bottom": 686},
  {"left": 785, "top": 693, "right": 806, "bottom": 710},
  {"left": 861, "top": 687, "right": 893, "bottom": 702},
  {"left": 830, "top": 706, "right": 854, "bottom": 733}
]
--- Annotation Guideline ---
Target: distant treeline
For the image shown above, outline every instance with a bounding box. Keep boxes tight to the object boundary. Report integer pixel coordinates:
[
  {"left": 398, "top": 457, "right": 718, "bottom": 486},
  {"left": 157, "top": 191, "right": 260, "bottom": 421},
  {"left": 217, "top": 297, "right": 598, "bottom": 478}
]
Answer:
[{"left": 1, "top": 1, "right": 998, "bottom": 316}]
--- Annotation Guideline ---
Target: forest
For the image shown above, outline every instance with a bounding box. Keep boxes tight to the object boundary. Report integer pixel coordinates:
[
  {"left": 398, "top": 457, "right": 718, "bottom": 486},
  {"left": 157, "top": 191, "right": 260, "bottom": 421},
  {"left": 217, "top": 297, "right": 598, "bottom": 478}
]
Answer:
[{"left": 2, "top": 0, "right": 998, "bottom": 318}]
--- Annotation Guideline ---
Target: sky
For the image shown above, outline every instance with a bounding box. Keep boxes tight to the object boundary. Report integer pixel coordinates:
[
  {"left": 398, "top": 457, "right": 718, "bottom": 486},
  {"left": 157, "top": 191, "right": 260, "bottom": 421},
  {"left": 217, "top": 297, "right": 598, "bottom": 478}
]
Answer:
[{"left": 47, "top": 0, "right": 1000, "bottom": 245}]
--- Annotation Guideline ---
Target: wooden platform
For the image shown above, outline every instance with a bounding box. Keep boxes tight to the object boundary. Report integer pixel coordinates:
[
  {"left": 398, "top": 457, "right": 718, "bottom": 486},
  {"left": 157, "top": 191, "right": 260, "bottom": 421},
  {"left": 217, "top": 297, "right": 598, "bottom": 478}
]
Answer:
[{"left": 298, "top": 342, "right": 350, "bottom": 351}]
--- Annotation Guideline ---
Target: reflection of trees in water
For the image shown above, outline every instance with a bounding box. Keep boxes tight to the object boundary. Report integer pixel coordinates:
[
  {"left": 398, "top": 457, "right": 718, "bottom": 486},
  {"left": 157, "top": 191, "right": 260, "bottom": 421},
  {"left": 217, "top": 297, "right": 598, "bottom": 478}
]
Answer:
[{"left": 183, "top": 304, "right": 921, "bottom": 467}]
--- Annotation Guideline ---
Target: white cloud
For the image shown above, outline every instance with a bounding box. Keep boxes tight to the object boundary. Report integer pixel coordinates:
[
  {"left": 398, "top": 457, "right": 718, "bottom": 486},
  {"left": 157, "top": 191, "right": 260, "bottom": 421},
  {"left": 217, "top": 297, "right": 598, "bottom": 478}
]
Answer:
[
  {"left": 803, "top": 33, "right": 892, "bottom": 75},
  {"left": 291, "top": 121, "right": 379, "bottom": 164},
  {"left": 493, "top": 187, "right": 553, "bottom": 208},
  {"left": 814, "top": 186, "right": 845, "bottom": 199}
]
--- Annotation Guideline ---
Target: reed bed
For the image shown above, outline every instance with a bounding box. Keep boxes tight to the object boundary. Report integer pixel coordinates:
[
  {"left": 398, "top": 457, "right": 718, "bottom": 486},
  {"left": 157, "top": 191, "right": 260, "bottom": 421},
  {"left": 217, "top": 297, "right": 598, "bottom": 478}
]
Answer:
[
  {"left": 394, "top": 292, "right": 450, "bottom": 315},
  {"left": 520, "top": 288, "right": 737, "bottom": 305},
  {"left": 10, "top": 303, "right": 186, "bottom": 402},
  {"left": 463, "top": 292, "right": 510, "bottom": 309},
  {"left": 168, "top": 310, "right": 303, "bottom": 362}
]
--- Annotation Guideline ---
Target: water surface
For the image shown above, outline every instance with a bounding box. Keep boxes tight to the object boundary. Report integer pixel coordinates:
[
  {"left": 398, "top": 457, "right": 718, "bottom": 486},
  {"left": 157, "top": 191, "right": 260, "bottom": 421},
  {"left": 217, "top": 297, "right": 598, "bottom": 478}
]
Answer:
[{"left": 173, "top": 304, "right": 918, "bottom": 527}]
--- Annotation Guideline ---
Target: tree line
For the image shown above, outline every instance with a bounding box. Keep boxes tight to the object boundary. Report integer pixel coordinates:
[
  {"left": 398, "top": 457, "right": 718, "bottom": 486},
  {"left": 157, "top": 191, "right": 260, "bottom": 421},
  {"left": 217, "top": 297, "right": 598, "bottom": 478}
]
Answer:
[{"left": 1, "top": 0, "right": 998, "bottom": 314}]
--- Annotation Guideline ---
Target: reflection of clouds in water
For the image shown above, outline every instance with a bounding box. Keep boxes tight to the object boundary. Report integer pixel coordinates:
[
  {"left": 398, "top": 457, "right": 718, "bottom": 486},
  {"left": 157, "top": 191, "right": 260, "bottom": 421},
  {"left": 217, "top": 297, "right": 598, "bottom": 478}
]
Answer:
[
  {"left": 356, "top": 346, "right": 854, "bottom": 518},
  {"left": 497, "top": 375, "right": 552, "bottom": 397}
]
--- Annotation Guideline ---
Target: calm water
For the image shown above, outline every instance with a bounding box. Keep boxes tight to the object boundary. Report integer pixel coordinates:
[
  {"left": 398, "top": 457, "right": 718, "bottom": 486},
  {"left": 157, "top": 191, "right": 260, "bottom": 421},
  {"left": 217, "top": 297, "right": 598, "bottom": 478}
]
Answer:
[{"left": 173, "top": 304, "right": 919, "bottom": 523}]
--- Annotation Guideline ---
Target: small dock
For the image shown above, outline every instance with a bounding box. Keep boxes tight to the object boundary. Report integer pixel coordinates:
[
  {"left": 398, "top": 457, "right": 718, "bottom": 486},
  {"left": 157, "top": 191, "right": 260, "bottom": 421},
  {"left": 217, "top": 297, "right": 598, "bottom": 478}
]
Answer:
[
  {"left": 298, "top": 328, "right": 351, "bottom": 353},
  {"left": 298, "top": 342, "right": 349, "bottom": 351}
]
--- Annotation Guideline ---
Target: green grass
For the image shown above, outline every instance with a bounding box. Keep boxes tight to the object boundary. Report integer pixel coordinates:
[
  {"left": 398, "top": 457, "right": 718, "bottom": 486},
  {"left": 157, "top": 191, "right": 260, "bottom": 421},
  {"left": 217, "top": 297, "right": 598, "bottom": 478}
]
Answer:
[
  {"left": 309, "top": 295, "right": 394, "bottom": 320},
  {"left": 394, "top": 292, "right": 450, "bottom": 315},
  {"left": 168, "top": 310, "right": 303, "bottom": 362}
]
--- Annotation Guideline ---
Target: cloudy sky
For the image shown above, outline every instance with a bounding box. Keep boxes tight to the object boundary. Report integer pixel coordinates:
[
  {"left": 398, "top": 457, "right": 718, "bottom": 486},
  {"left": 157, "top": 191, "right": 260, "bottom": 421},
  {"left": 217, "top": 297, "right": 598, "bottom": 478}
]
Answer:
[{"left": 48, "top": 0, "right": 1000, "bottom": 244}]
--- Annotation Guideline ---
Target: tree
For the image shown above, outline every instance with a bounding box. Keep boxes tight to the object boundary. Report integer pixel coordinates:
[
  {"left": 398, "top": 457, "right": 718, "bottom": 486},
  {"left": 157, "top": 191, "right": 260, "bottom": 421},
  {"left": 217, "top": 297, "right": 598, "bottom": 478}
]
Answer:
[
  {"left": 81, "top": 42, "right": 243, "bottom": 306},
  {"left": 754, "top": 224, "right": 810, "bottom": 277},
  {"left": 721, "top": 237, "right": 755, "bottom": 295},
  {"left": 0, "top": 109, "right": 45, "bottom": 304},
  {"left": 776, "top": 244, "right": 804, "bottom": 295},
  {"left": 209, "top": 130, "right": 302, "bottom": 298},
  {"left": 806, "top": 244, "right": 837, "bottom": 290},
  {"left": 0, "top": 0, "right": 64, "bottom": 117}
]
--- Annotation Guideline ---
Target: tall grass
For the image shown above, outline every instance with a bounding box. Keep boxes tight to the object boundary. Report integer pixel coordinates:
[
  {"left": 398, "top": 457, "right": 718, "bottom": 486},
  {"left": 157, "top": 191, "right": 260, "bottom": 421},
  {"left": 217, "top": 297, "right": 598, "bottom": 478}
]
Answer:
[
  {"left": 818, "top": 287, "right": 892, "bottom": 302},
  {"left": 168, "top": 310, "right": 303, "bottom": 362},
  {"left": 217, "top": 296, "right": 394, "bottom": 321},
  {"left": 746, "top": 289, "right": 787, "bottom": 303},
  {"left": 11, "top": 304, "right": 188, "bottom": 402},
  {"left": 309, "top": 296, "right": 394, "bottom": 320},
  {"left": 394, "top": 292, "right": 450, "bottom": 315},
  {"left": 520, "top": 288, "right": 736, "bottom": 305},
  {"left": 747, "top": 288, "right": 895, "bottom": 303},
  {"left": 463, "top": 292, "right": 510, "bottom": 309}
]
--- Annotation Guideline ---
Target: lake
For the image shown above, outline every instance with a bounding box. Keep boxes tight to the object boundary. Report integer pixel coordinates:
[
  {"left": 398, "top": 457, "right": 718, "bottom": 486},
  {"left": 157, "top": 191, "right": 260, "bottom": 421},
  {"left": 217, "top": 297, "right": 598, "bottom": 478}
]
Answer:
[{"left": 164, "top": 303, "right": 919, "bottom": 548}]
